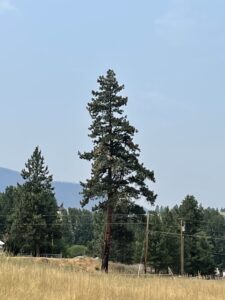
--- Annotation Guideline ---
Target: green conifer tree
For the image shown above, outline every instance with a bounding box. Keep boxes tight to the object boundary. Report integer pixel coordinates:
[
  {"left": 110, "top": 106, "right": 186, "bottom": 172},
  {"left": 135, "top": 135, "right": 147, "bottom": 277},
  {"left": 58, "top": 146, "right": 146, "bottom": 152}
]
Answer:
[
  {"left": 6, "top": 147, "right": 61, "bottom": 256},
  {"left": 79, "top": 69, "right": 157, "bottom": 272}
]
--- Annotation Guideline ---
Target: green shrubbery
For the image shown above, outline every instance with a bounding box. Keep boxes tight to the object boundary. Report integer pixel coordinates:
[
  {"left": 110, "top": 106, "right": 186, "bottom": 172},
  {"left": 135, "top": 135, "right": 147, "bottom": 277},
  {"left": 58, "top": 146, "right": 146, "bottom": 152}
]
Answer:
[{"left": 64, "top": 245, "right": 87, "bottom": 258}]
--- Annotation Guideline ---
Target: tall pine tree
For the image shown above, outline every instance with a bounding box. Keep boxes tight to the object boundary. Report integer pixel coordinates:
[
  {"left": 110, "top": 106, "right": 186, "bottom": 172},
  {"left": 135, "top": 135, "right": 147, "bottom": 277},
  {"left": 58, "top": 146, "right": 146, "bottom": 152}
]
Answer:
[
  {"left": 6, "top": 147, "right": 61, "bottom": 256},
  {"left": 79, "top": 70, "right": 156, "bottom": 272}
]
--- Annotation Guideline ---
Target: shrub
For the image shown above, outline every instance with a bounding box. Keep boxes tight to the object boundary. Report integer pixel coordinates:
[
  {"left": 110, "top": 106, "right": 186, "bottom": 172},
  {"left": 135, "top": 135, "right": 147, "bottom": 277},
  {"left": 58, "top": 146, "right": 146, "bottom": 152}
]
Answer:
[{"left": 65, "top": 245, "right": 87, "bottom": 258}]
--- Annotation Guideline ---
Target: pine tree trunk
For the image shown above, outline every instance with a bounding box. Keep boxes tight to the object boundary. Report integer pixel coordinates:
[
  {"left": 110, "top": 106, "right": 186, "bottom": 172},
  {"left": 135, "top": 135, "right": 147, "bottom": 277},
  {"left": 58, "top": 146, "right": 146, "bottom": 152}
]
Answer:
[{"left": 101, "top": 204, "right": 113, "bottom": 273}]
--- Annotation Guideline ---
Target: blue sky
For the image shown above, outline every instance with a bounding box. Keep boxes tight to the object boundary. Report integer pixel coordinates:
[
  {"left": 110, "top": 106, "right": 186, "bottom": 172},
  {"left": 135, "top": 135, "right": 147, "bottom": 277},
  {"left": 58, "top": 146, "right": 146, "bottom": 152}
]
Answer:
[{"left": 1, "top": 0, "right": 225, "bottom": 208}]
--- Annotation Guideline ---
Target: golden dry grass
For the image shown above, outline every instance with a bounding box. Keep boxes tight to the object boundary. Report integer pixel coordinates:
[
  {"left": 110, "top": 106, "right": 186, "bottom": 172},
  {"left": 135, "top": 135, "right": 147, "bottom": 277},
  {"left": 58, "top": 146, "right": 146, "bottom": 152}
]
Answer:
[{"left": 0, "top": 257, "right": 225, "bottom": 300}]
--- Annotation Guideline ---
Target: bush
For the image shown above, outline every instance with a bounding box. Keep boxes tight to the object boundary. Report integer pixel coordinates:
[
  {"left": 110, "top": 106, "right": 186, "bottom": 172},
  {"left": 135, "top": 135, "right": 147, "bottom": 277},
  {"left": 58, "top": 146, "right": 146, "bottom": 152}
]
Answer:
[{"left": 65, "top": 245, "right": 87, "bottom": 258}]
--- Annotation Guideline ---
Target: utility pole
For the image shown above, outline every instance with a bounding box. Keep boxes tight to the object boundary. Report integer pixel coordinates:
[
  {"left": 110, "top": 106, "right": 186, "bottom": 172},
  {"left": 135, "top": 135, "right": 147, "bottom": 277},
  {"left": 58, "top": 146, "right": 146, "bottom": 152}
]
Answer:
[
  {"left": 180, "top": 219, "right": 185, "bottom": 276},
  {"left": 144, "top": 213, "right": 150, "bottom": 274}
]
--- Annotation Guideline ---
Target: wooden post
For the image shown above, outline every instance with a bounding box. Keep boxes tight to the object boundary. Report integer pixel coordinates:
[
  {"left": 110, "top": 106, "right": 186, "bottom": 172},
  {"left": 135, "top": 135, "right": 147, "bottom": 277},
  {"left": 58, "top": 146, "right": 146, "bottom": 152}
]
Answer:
[
  {"left": 144, "top": 213, "right": 150, "bottom": 274},
  {"left": 180, "top": 219, "right": 184, "bottom": 275}
]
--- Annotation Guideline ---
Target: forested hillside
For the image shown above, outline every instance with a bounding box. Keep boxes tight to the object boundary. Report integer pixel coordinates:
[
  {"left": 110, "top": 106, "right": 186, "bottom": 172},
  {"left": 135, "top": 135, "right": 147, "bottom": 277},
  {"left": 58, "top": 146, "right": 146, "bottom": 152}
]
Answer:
[{"left": 0, "top": 167, "right": 83, "bottom": 209}]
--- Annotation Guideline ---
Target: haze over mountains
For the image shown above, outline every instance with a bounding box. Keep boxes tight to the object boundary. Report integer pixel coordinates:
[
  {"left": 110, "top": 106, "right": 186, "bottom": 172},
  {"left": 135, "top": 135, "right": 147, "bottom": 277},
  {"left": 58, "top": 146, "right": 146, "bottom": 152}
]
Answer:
[{"left": 0, "top": 167, "right": 92, "bottom": 209}]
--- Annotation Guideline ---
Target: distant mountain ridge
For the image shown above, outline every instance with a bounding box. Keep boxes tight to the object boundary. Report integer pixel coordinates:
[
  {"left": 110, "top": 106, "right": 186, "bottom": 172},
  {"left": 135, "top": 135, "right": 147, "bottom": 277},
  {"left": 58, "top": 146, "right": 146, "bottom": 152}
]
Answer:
[{"left": 0, "top": 167, "right": 90, "bottom": 209}]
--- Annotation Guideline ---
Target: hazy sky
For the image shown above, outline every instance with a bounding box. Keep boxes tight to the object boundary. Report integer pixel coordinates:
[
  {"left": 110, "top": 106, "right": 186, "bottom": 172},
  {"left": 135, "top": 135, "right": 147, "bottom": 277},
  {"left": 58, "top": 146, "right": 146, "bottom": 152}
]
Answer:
[{"left": 1, "top": 0, "right": 225, "bottom": 208}]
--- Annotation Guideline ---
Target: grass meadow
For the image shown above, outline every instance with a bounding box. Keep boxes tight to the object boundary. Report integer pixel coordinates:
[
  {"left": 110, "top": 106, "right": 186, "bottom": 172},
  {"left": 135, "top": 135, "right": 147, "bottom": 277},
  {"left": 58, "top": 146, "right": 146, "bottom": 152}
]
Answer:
[{"left": 0, "top": 257, "right": 225, "bottom": 300}]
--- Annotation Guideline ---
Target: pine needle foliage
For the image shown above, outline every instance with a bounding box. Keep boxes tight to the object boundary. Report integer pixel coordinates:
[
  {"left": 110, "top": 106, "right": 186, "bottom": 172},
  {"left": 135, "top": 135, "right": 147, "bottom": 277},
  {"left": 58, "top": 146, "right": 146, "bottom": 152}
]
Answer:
[
  {"left": 6, "top": 146, "right": 60, "bottom": 256},
  {"left": 79, "top": 70, "right": 156, "bottom": 272},
  {"left": 79, "top": 69, "right": 156, "bottom": 208}
]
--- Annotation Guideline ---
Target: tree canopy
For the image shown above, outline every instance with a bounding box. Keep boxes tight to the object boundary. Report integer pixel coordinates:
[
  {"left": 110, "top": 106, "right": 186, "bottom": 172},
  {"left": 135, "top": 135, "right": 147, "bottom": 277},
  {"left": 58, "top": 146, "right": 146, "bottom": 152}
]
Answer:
[
  {"left": 79, "top": 69, "right": 157, "bottom": 272},
  {"left": 5, "top": 146, "right": 61, "bottom": 256}
]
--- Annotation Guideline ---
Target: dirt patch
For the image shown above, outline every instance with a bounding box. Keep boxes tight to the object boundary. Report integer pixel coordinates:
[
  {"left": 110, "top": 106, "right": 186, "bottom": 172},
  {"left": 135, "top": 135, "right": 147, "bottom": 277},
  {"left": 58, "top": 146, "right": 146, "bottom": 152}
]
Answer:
[
  {"left": 5, "top": 256, "right": 139, "bottom": 274},
  {"left": 27, "top": 256, "right": 101, "bottom": 272}
]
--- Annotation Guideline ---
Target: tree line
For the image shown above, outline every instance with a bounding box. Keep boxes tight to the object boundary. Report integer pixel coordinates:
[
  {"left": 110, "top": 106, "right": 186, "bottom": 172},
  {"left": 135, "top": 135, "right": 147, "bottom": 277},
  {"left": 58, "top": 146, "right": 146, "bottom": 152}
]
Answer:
[
  {"left": 61, "top": 196, "right": 225, "bottom": 276},
  {"left": 1, "top": 179, "right": 225, "bottom": 276}
]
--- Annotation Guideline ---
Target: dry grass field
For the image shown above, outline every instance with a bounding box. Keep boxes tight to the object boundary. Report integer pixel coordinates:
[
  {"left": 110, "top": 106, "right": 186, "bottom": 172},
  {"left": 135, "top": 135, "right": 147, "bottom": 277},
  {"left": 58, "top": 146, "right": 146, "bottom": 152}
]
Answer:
[{"left": 0, "top": 256, "right": 225, "bottom": 300}]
